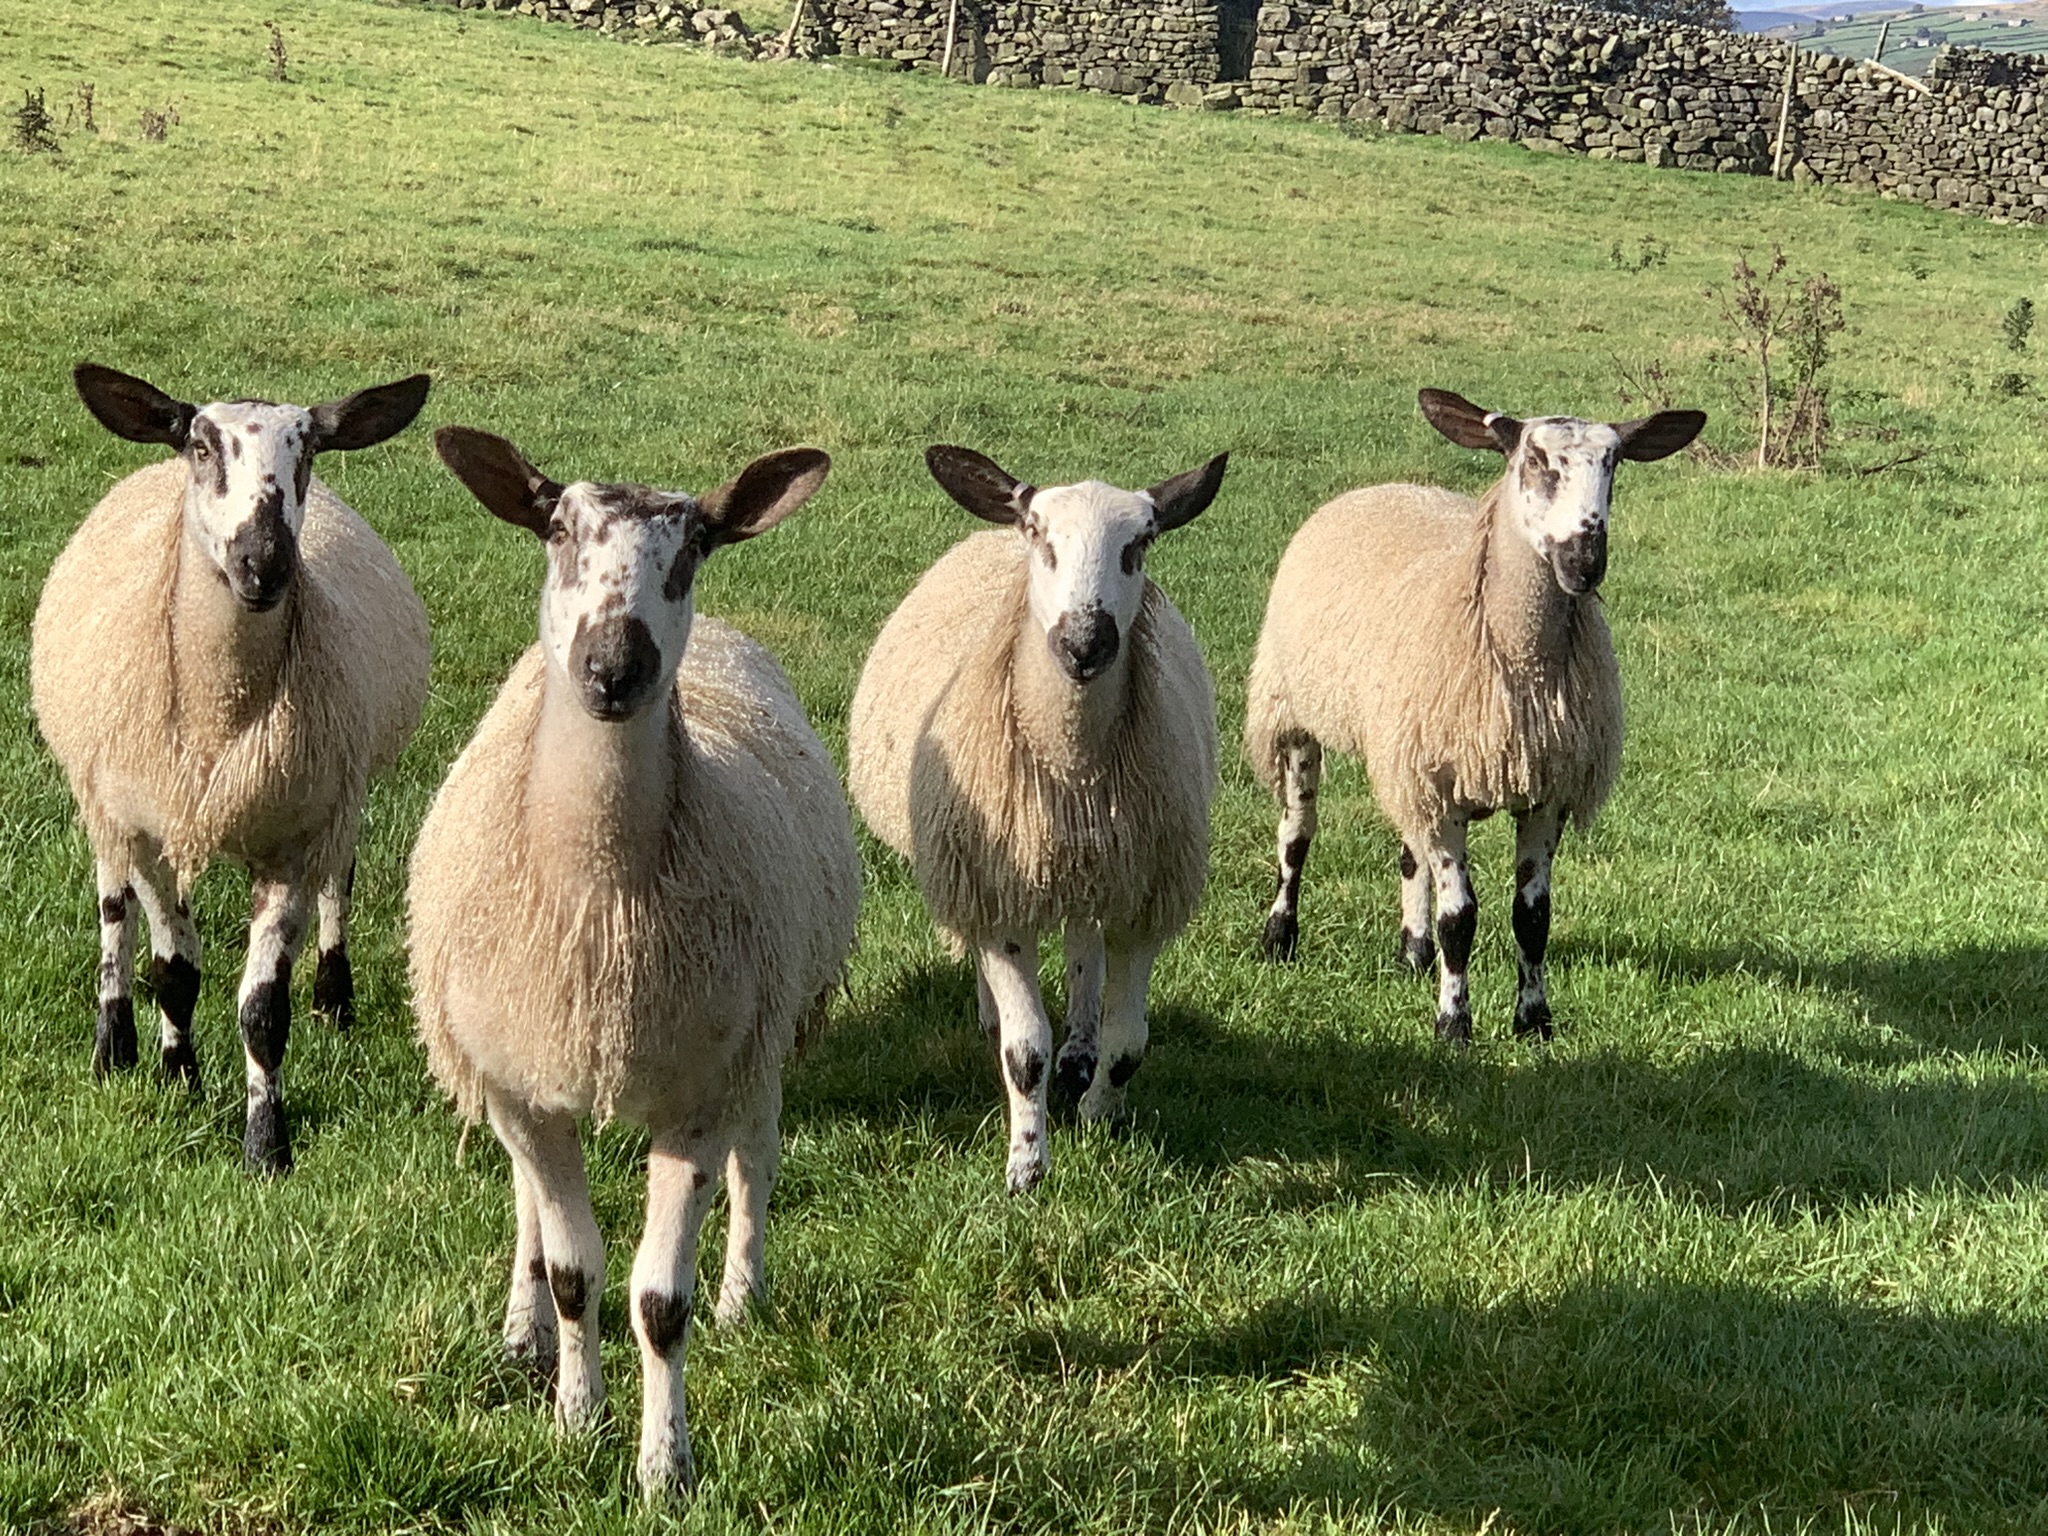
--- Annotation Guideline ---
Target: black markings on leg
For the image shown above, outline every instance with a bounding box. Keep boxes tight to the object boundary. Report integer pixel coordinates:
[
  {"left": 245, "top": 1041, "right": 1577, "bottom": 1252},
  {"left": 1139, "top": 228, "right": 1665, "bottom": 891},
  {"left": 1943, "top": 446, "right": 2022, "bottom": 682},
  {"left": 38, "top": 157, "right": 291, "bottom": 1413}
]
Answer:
[
  {"left": 1512, "top": 858, "right": 1554, "bottom": 1042},
  {"left": 93, "top": 997, "right": 138, "bottom": 1079},
  {"left": 1399, "top": 928, "right": 1436, "bottom": 973},
  {"left": 638, "top": 1291, "right": 692, "bottom": 1356},
  {"left": 1050, "top": 1043, "right": 1096, "bottom": 1117},
  {"left": 240, "top": 965, "right": 293, "bottom": 1175},
  {"left": 1106, "top": 1052, "right": 1142, "bottom": 1089},
  {"left": 314, "top": 942, "right": 355, "bottom": 1031},
  {"left": 151, "top": 954, "right": 202, "bottom": 1088},
  {"left": 1435, "top": 900, "right": 1476, "bottom": 1047},
  {"left": 244, "top": 1095, "right": 291, "bottom": 1177},
  {"left": 100, "top": 893, "right": 129, "bottom": 925},
  {"left": 239, "top": 978, "right": 291, "bottom": 1073},
  {"left": 550, "top": 1264, "right": 591, "bottom": 1322},
  {"left": 1398, "top": 845, "right": 1419, "bottom": 880},
  {"left": 1004, "top": 1043, "right": 1045, "bottom": 1097}
]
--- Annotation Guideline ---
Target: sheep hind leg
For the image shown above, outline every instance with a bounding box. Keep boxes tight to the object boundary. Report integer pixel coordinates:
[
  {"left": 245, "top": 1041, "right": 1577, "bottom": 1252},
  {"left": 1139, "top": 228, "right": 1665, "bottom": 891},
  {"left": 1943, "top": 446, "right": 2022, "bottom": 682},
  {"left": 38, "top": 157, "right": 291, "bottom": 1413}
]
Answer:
[
  {"left": 1260, "top": 736, "right": 1322, "bottom": 961},
  {"left": 716, "top": 1076, "right": 781, "bottom": 1326},
  {"left": 128, "top": 840, "right": 201, "bottom": 1088},
  {"left": 632, "top": 1125, "right": 729, "bottom": 1495},
  {"left": 313, "top": 859, "right": 356, "bottom": 1031},
  {"left": 1050, "top": 918, "right": 1105, "bottom": 1119},
  {"left": 978, "top": 932, "right": 1051, "bottom": 1194},
  {"left": 1077, "top": 940, "right": 1159, "bottom": 1125},
  {"left": 238, "top": 871, "right": 314, "bottom": 1175},
  {"left": 91, "top": 853, "right": 139, "bottom": 1079},
  {"left": 488, "top": 1092, "right": 607, "bottom": 1432},
  {"left": 1397, "top": 839, "right": 1435, "bottom": 973},
  {"left": 1512, "top": 804, "right": 1564, "bottom": 1043},
  {"left": 1422, "top": 820, "right": 1475, "bottom": 1047},
  {"left": 503, "top": 1155, "right": 558, "bottom": 1378}
]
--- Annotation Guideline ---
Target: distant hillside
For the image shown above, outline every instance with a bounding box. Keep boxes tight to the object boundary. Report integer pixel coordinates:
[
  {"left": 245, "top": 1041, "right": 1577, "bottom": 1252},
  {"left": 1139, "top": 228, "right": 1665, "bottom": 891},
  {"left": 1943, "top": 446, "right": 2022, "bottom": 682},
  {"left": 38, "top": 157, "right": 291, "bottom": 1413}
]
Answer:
[{"left": 1736, "top": 0, "right": 2048, "bottom": 69}]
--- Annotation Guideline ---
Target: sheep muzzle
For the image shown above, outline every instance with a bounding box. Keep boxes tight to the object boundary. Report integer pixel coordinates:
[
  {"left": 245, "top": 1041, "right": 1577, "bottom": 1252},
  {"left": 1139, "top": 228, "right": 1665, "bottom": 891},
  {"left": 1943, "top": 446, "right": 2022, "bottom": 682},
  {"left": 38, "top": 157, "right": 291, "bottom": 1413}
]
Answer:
[{"left": 571, "top": 613, "right": 664, "bottom": 721}]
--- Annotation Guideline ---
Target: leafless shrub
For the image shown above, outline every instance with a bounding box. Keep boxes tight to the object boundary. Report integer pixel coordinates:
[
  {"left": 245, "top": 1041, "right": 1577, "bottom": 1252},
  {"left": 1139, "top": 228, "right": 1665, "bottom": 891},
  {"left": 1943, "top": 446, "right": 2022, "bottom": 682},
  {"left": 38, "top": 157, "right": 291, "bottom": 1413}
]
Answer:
[
  {"left": 12, "top": 88, "right": 58, "bottom": 153},
  {"left": 1709, "top": 247, "right": 1845, "bottom": 470},
  {"left": 139, "top": 103, "right": 179, "bottom": 142},
  {"left": 267, "top": 22, "right": 289, "bottom": 83},
  {"left": 65, "top": 83, "right": 96, "bottom": 133}
]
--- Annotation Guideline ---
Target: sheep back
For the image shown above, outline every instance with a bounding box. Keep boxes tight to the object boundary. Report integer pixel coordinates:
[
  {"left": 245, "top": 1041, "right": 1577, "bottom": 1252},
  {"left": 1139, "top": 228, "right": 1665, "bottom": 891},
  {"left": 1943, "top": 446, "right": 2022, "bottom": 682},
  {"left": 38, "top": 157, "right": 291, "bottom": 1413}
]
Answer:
[
  {"left": 407, "top": 616, "right": 860, "bottom": 1127},
  {"left": 1245, "top": 484, "right": 1621, "bottom": 836},
  {"left": 30, "top": 459, "right": 429, "bottom": 888},
  {"left": 848, "top": 529, "right": 1217, "bottom": 952}
]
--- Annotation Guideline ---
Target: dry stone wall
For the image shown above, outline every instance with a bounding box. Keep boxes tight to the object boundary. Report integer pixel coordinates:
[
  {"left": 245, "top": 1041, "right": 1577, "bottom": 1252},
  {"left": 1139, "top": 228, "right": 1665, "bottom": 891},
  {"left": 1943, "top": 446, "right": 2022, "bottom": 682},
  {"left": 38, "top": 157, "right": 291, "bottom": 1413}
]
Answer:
[{"left": 445, "top": 0, "right": 765, "bottom": 55}]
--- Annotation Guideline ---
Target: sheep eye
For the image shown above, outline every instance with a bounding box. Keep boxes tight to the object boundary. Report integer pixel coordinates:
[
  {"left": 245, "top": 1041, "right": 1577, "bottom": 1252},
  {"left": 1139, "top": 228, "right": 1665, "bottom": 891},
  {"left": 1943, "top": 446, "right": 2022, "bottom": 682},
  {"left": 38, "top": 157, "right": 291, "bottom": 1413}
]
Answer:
[
  {"left": 1121, "top": 535, "right": 1151, "bottom": 575},
  {"left": 192, "top": 443, "right": 209, "bottom": 462}
]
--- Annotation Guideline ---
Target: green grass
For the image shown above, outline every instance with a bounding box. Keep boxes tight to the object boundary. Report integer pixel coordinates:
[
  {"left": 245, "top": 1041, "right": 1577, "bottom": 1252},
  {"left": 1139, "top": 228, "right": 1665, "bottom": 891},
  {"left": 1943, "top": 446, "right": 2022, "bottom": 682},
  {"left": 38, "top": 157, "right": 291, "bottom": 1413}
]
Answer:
[{"left": 7, "top": 2, "right": 2048, "bottom": 1531}]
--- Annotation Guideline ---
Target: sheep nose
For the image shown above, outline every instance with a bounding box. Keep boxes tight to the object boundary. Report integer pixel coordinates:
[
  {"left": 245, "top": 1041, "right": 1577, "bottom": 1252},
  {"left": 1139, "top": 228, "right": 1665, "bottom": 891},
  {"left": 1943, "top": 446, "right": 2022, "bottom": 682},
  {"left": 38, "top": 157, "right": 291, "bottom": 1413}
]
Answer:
[
  {"left": 1550, "top": 528, "right": 1608, "bottom": 596},
  {"left": 1052, "top": 609, "right": 1120, "bottom": 683},
  {"left": 224, "top": 512, "right": 295, "bottom": 611},
  {"left": 572, "top": 614, "right": 663, "bottom": 720}
]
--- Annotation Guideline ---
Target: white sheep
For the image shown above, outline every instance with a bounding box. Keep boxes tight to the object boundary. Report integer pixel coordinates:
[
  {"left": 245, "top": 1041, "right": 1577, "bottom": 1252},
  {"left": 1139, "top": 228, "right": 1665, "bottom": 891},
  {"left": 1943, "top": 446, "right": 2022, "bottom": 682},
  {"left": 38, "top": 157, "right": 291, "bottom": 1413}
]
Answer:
[
  {"left": 1244, "top": 389, "right": 1703, "bottom": 1043},
  {"left": 31, "top": 363, "right": 432, "bottom": 1173},
  {"left": 848, "top": 444, "right": 1226, "bottom": 1193},
  {"left": 408, "top": 426, "right": 858, "bottom": 1495}
]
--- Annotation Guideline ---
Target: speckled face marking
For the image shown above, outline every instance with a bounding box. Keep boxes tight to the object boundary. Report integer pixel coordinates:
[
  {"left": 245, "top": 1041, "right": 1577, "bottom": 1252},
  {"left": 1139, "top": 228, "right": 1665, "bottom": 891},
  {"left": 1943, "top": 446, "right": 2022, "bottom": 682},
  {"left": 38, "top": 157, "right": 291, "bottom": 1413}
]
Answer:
[{"left": 923, "top": 445, "right": 1229, "bottom": 686}]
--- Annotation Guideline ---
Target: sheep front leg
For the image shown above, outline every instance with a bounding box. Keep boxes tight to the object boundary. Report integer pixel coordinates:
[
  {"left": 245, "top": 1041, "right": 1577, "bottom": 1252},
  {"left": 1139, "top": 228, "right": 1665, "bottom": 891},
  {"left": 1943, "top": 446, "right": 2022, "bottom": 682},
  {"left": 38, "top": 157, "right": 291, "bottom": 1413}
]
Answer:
[
  {"left": 487, "top": 1093, "right": 607, "bottom": 1431},
  {"left": 1260, "top": 736, "right": 1322, "bottom": 961},
  {"left": 313, "top": 858, "right": 355, "bottom": 1031},
  {"left": 1397, "top": 840, "right": 1435, "bottom": 973},
  {"left": 239, "top": 873, "right": 313, "bottom": 1174},
  {"left": 129, "top": 843, "right": 202, "bottom": 1089},
  {"left": 1050, "top": 918, "right": 1105, "bottom": 1117},
  {"left": 1423, "top": 821, "right": 1475, "bottom": 1046},
  {"left": 977, "top": 932, "right": 1051, "bottom": 1194},
  {"left": 1512, "top": 804, "right": 1564, "bottom": 1042},
  {"left": 632, "top": 1127, "right": 729, "bottom": 1495},
  {"left": 1078, "top": 940, "right": 1159, "bottom": 1124},
  {"left": 716, "top": 1077, "right": 781, "bottom": 1326},
  {"left": 92, "top": 856, "right": 139, "bottom": 1078},
  {"left": 503, "top": 1156, "right": 557, "bottom": 1377}
]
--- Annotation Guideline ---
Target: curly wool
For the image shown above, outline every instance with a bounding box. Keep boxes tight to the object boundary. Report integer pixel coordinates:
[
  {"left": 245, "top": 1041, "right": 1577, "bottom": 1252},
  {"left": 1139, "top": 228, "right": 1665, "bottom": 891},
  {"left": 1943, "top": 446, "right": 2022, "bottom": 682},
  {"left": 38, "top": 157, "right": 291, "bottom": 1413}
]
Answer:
[
  {"left": 849, "top": 529, "right": 1217, "bottom": 952},
  {"left": 1245, "top": 482, "right": 1621, "bottom": 835},
  {"left": 31, "top": 458, "right": 428, "bottom": 892},
  {"left": 408, "top": 617, "right": 860, "bottom": 1127}
]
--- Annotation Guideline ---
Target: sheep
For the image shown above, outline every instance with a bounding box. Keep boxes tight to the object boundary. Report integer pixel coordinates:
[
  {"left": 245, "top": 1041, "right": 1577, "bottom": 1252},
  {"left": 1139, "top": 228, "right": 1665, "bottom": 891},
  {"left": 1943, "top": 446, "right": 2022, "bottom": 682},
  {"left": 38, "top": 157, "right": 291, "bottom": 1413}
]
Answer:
[
  {"left": 848, "top": 444, "right": 1226, "bottom": 1194},
  {"left": 408, "top": 426, "right": 857, "bottom": 1495},
  {"left": 31, "top": 362, "right": 432, "bottom": 1173},
  {"left": 1243, "top": 389, "right": 1704, "bottom": 1044}
]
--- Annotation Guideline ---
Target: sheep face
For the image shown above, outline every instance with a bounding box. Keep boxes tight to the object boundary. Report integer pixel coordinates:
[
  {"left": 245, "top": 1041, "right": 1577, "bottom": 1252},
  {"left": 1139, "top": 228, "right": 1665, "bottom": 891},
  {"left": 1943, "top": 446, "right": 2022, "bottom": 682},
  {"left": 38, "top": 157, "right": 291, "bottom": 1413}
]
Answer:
[
  {"left": 433, "top": 427, "right": 831, "bottom": 722},
  {"left": 924, "top": 446, "right": 1229, "bottom": 687},
  {"left": 71, "top": 364, "right": 430, "bottom": 613},
  {"left": 1418, "top": 389, "right": 1706, "bottom": 598}
]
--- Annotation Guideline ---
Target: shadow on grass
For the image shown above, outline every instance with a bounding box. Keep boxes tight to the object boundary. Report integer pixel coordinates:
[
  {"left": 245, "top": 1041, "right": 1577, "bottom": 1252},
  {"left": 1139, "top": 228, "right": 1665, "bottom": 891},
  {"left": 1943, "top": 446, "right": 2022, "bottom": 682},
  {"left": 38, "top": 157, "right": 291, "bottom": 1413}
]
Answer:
[{"left": 796, "top": 953, "right": 2048, "bottom": 1211}]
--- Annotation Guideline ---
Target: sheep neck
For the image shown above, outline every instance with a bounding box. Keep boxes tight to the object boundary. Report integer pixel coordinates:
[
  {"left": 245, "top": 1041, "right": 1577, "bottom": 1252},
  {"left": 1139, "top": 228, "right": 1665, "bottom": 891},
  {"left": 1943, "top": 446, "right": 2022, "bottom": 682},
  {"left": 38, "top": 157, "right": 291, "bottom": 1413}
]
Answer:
[
  {"left": 169, "top": 518, "right": 297, "bottom": 745},
  {"left": 526, "top": 657, "right": 678, "bottom": 892},
  {"left": 1478, "top": 489, "right": 1580, "bottom": 677},
  {"left": 1009, "top": 618, "right": 1131, "bottom": 779}
]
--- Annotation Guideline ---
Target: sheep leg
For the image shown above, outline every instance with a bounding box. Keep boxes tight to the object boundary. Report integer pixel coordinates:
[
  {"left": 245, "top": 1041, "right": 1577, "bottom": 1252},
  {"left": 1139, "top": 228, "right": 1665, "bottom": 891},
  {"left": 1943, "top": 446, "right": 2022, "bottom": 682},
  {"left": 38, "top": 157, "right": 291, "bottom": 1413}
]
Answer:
[
  {"left": 978, "top": 932, "right": 1051, "bottom": 1194},
  {"left": 1397, "top": 840, "right": 1435, "bottom": 973},
  {"left": 716, "top": 1076, "right": 781, "bottom": 1326},
  {"left": 503, "top": 1156, "right": 558, "bottom": 1377},
  {"left": 632, "top": 1127, "right": 729, "bottom": 1495},
  {"left": 129, "top": 843, "right": 202, "bottom": 1090},
  {"left": 1423, "top": 821, "right": 1475, "bottom": 1046},
  {"left": 313, "top": 858, "right": 356, "bottom": 1032},
  {"left": 1260, "top": 736, "right": 1322, "bottom": 961},
  {"left": 238, "top": 872, "right": 313, "bottom": 1175},
  {"left": 487, "top": 1092, "right": 607, "bottom": 1432},
  {"left": 1078, "top": 940, "right": 1159, "bottom": 1124},
  {"left": 1050, "top": 918, "right": 1105, "bottom": 1117},
  {"left": 91, "top": 855, "right": 139, "bottom": 1078},
  {"left": 1512, "top": 805, "right": 1564, "bottom": 1043}
]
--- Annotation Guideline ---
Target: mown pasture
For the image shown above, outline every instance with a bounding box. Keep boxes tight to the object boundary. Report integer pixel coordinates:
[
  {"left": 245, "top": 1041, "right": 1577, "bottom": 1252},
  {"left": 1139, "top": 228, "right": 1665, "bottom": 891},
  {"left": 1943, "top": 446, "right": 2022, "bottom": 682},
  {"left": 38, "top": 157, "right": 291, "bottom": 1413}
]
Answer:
[{"left": 5, "top": 2, "right": 2048, "bottom": 1531}]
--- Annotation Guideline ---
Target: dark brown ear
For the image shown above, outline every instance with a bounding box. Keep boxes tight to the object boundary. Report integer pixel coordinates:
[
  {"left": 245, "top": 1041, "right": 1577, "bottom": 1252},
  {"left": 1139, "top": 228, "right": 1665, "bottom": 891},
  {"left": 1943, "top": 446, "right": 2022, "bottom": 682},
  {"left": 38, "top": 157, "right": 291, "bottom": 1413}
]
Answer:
[
  {"left": 74, "top": 363, "right": 195, "bottom": 448},
  {"left": 925, "top": 445, "right": 1032, "bottom": 526},
  {"left": 309, "top": 374, "right": 431, "bottom": 452},
  {"left": 697, "top": 447, "right": 830, "bottom": 546},
  {"left": 1614, "top": 410, "right": 1707, "bottom": 462},
  {"left": 433, "top": 425, "right": 562, "bottom": 539},
  {"left": 1148, "top": 452, "right": 1229, "bottom": 532},
  {"left": 1419, "top": 388, "right": 1522, "bottom": 454}
]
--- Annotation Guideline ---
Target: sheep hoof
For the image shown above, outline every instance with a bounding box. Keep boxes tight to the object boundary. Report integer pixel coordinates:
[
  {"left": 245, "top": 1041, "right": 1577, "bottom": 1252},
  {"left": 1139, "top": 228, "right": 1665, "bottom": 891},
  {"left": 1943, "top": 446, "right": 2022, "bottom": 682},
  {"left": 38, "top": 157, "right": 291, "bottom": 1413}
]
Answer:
[
  {"left": 638, "top": 1442, "right": 698, "bottom": 1499},
  {"left": 1005, "top": 1145, "right": 1048, "bottom": 1195},
  {"left": 1513, "top": 1003, "right": 1554, "bottom": 1044},
  {"left": 1398, "top": 930, "right": 1435, "bottom": 974},
  {"left": 1049, "top": 1047, "right": 1095, "bottom": 1118},
  {"left": 1259, "top": 910, "right": 1300, "bottom": 962},
  {"left": 504, "top": 1319, "right": 559, "bottom": 1380},
  {"left": 1434, "top": 1011, "right": 1473, "bottom": 1048},
  {"left": 158, "top": 1038, "right": 202, "bottom": 1092},
  {"left": 242, "top": 1099, "right": 293, "bottom": 1176},
  {"left": 92, "top": 998, "right": 139, "bottom": 1078},
  {"left": 313, "top": 945, "right": 356, "bottom": 1031}
]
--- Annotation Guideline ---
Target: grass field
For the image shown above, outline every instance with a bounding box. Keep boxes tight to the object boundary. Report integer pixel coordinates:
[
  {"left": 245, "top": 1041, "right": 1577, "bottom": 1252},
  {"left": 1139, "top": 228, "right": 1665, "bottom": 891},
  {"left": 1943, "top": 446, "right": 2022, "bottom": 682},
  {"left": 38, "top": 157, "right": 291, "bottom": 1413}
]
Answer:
[{"left": 7, "top": 2, "right": 2048, "bottom": 1531}]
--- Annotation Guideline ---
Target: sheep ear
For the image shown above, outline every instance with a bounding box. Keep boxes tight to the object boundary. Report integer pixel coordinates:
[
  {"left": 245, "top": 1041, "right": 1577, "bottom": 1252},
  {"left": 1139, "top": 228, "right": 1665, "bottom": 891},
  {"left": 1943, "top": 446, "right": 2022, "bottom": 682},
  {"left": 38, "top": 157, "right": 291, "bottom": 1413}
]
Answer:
[
  {"left": 74, "top": 363, "right": 195, "bottom": 449},
  {"left": 309, "top": 374, "right": 432, "bottom": 453},
  {"left": 1419, "top": 388, "right": 1520, "bottom": 455},
  {"left": 434, "top": 425, "right": 562, "bottom": 539},
  {"left": 925, "top": 445, "right": 1032, "bottom": 526},
  {"left": 1614, "top": 409, "right": 1707, "bottom": 462},
  {"left": 1148, "top": 452, "right": 1229, "bottom": 532},
  {"left": 697, "top": 448, "right": 831, "bottom": 547}
]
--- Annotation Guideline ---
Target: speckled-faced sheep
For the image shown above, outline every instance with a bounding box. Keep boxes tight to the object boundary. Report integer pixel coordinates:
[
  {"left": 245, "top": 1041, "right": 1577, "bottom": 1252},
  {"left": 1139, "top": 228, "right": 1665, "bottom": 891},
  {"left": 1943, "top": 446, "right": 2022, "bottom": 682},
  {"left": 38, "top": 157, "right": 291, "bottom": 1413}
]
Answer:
[
  {"left": 31, "top": 363, "right": 431, "bottom": 1173},
  {"left": 409, "top": 427, "right": 857, "bottom": 1496},
  {"left": 848, "top": 445, "right": 1226, "bottom": 1194},
  {"left": 1244, "top": 389, "right": 1703, "bottom": 1044}
]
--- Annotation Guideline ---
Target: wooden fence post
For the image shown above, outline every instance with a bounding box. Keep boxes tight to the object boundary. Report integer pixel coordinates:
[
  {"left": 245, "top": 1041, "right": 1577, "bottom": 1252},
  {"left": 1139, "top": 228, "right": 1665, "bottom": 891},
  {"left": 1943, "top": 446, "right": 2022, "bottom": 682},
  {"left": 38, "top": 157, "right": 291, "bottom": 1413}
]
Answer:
[
  {"left": 1771, "top": 43, "right": 1798, "bottom": 180},
  {"left": 940, "top": 0, "right": 961, "bottom": 77}
]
